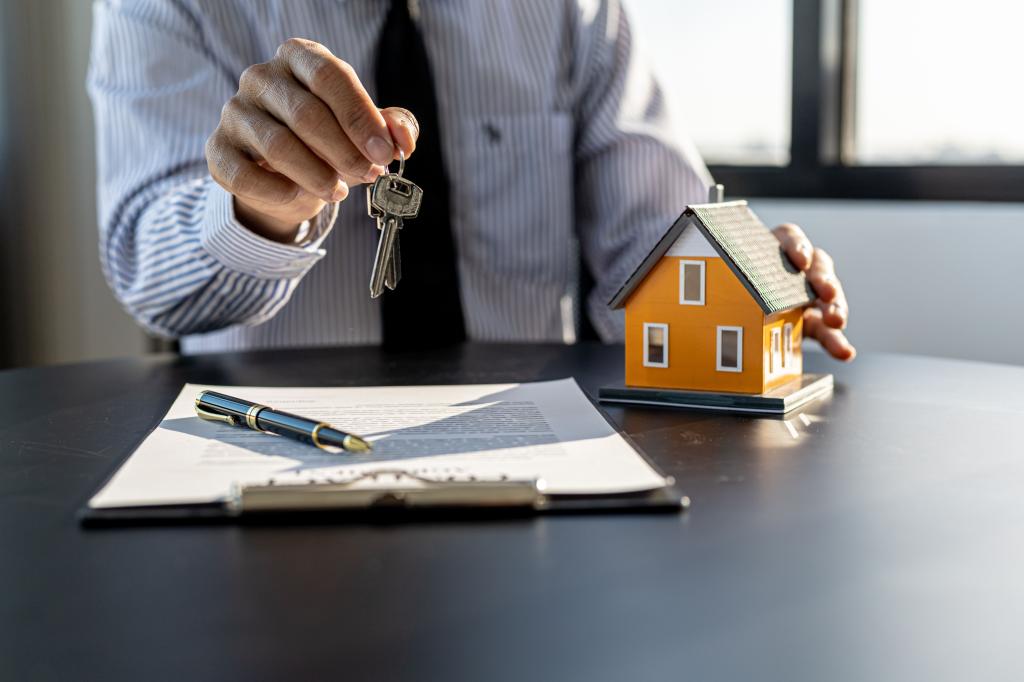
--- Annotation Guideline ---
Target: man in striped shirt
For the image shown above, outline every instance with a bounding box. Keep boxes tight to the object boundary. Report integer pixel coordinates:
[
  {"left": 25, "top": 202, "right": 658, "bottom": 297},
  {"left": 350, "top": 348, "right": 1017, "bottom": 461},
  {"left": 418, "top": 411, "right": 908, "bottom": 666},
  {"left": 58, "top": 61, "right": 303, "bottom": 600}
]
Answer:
[{"left": 88, "top": 0, "right": 854, "bottom": 359}]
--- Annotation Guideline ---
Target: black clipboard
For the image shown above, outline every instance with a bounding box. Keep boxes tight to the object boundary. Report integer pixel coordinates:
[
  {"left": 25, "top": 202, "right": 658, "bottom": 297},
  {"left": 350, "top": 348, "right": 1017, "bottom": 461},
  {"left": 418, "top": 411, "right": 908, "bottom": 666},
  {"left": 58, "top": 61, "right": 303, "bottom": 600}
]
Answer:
[
  {"left": 78, "top": 477, "right": 688, "bottom": 527},
  {"left": 79, "top": 440, "right": 687, "bottom": 527},
  {"left": 78, "top": 388, "right": 688, "bottom": 528}
]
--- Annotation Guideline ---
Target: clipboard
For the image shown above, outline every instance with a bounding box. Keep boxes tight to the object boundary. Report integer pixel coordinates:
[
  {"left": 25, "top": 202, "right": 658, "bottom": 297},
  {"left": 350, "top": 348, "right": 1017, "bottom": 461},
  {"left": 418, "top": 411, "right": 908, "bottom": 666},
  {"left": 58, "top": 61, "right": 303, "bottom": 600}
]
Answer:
[
  {"left": 78, "top": 469, "right": 688, "bottom": 527},
  {"left": 78, "top": 379, "right": 689, "bottom": 527}
]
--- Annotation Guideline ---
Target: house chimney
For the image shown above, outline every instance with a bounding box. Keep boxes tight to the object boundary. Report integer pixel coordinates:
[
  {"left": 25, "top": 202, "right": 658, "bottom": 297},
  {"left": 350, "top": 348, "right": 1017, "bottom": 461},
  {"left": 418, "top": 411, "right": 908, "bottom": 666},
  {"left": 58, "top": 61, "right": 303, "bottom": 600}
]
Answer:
[{"left": 708, "top": 184, "right": 724, "bottom": 203}]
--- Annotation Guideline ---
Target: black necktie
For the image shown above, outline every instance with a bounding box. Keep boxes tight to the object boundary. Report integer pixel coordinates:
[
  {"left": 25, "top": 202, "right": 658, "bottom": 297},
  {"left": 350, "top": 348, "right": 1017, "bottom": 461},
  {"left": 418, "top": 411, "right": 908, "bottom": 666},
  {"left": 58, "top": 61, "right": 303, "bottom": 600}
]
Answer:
[{"left": 375, "top": 0, "right": 466, "bottom": 349}]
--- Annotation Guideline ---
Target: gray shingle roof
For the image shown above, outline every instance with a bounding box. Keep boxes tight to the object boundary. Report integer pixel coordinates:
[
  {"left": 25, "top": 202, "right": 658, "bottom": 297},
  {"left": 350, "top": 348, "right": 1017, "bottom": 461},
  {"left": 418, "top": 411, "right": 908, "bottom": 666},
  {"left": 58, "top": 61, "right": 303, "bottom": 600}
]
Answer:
[{"left": 608, "top": 200, "right": 814, "bottom": 314}]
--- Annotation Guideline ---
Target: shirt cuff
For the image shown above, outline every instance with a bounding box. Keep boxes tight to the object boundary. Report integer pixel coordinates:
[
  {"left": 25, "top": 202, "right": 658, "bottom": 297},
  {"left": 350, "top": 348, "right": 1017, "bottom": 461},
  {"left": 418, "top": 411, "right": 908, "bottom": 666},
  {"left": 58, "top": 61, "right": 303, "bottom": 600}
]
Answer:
[{"left": 199, "top": 181, "right": 340, "bottom": 280}]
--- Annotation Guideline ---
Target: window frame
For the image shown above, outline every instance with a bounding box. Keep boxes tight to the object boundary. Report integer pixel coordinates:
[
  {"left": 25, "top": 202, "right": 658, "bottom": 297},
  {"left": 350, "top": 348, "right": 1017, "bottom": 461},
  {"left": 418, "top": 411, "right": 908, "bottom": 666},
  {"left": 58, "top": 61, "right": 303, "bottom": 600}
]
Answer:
[
  {"left": 769, "top": 327, "right": 782, "bottom": 375},
  {"left": 705, "top": 0, "right": 1024, "bottom": 202},
  {"left": 678, "top": 260, "right": 706, "bottom": 306},
  {"left": 643, "top": 322, "right": 669, "bottom": 368},
  {"left": 783, "top": 322, "right": 794, "bottom": 368},
  {"left": 716, "top": 325, "right": 744, "bottom": 373}
]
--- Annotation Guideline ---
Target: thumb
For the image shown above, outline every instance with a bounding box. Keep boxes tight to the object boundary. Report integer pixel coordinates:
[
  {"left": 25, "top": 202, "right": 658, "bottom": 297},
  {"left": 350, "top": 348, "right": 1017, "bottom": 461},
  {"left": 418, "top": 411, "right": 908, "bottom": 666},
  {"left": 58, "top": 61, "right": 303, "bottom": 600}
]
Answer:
[{"left": 380, "top": 107, "right": 419, "bottom": 160}]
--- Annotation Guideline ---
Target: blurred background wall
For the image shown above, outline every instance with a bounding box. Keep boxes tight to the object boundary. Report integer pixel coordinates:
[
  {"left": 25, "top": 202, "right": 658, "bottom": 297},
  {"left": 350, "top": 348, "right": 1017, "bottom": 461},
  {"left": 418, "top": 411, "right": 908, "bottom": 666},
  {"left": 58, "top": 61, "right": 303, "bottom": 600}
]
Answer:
[
  {"left": 0, "top": 0, "right": 1021, "bottom": 369},
  {"left": 752, "top": 200, "right": 1024, "bottom": 365},
  {"left": 0, "top": 1, "right": 146, "bottom": 369}
]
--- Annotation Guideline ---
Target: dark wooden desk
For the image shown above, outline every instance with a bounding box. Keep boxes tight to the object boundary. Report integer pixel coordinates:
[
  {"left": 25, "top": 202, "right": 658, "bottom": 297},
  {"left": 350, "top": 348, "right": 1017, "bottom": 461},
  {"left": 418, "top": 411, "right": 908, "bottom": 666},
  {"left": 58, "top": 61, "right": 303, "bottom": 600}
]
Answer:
[{"left": 2, "top": 344, "right": 1022, "bottom": 681}]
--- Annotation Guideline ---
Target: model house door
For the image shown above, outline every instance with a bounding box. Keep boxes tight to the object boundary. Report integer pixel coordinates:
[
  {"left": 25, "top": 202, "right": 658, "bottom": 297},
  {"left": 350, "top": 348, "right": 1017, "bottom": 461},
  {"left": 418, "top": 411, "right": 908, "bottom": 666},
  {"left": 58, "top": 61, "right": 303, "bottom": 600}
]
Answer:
[{"left": 770, "top": 328, "right": 781, "bottom": 375}]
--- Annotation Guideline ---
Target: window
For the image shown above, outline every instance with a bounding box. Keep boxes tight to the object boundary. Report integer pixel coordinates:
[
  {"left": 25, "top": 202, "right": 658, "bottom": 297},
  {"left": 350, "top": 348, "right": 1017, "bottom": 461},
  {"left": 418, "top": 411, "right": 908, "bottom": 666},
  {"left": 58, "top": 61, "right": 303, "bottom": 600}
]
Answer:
[
  {"left": 855, "top": 0, "right": 1024, "bottom": 165},
  {"left": 628, "top": 0, "right": 1024, "bottom": 201},
  {"left": 679, "top": 260, "right": 706, "bottom": 305},
  {"left": 783, "top": 322, "right": 793, "bottom": 368},
  {"left": 643, "top": 323, "right": 669, "bottom": 368},
  {"left": 717, "top": 326, "right": 743, "bottom": 372},
  {"left": 769, "top": 328, "right": 782, "bottom": 375},
  {"left": 626, "top": 0, "right": 791, "bottom": 165}
]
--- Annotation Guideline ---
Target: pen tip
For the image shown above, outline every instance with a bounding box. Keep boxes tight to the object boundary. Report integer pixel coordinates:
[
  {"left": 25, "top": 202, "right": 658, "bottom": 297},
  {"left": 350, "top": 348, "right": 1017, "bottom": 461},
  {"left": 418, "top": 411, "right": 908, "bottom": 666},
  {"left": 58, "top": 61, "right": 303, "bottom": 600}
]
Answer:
[{"left": 343, "top": 435, "right": 373, "bottom": 453}]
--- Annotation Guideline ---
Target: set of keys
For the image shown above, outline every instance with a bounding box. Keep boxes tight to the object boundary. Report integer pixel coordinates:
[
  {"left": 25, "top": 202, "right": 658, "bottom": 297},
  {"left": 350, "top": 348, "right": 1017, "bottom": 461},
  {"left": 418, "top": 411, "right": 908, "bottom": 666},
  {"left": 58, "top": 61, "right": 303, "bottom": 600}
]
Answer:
[{"left": 366, "top": 151, "right": 423, "bottom": 298}]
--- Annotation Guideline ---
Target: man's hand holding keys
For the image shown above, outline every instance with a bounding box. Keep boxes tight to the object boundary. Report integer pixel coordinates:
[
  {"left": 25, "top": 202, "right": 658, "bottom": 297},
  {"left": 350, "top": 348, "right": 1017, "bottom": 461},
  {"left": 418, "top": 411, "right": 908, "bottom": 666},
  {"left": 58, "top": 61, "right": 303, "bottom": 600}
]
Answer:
[{"left": 205, "top": 38, "right": 419, "bottom": 242}]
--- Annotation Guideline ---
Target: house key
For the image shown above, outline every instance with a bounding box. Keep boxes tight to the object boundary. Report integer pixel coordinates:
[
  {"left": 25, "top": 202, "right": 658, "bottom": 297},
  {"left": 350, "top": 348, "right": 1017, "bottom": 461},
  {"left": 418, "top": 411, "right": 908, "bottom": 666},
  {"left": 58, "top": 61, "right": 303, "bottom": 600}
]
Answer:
[{"left": 366, "top": 150, "right": 423, "bottom": 298}]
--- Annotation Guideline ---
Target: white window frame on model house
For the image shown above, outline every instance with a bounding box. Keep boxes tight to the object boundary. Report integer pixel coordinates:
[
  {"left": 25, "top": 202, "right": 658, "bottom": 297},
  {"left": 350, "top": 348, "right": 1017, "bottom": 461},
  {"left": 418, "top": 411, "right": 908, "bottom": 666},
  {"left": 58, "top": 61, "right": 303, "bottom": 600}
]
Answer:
[
  {"left": 783, "top": 322, "right": 793, "bottom": 369},
  {"left": 643, "top": 322, "right": 669, "bottom": 368},
  {"left": 716, "top": 325, "right": 743, "bottom": 372},
  {"left": 769, "top": 327, "right": 782, "bottom": 375},
  {"left": 679, "top": 260, "right": 706, "bottom": 305}
]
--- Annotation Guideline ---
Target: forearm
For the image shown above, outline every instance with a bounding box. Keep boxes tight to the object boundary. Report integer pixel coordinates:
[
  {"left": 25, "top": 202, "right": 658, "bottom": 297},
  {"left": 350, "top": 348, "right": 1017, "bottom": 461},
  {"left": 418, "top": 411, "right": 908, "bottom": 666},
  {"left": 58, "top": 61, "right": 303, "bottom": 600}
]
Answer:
[
  {"left": 88, "top": 0, "right": 332, "bottom": 338},
  {"left": 99, "top": 174, "right": 337, "bottom": 338}
]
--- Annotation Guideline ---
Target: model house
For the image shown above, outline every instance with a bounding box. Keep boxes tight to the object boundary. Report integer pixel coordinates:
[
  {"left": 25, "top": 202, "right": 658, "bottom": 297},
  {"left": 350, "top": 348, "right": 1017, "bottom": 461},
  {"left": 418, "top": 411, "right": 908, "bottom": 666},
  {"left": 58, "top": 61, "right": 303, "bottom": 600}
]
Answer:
[{"left": 608, "top": 198, "right": 814, "bottom": 395}]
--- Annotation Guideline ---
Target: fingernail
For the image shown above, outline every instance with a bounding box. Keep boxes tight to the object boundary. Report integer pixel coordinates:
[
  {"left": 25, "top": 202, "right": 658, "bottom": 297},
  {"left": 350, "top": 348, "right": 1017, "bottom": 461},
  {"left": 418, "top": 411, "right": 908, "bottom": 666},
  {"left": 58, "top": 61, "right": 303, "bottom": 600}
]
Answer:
[
  {"left": 831, "top": 302, "right": 844, "bottom": 317},
  {"left": 331, "top": 180, "right": 349, "bottom": 202},
  {"left": 366, "top": 136, "right": 394, "bottom": 165}
]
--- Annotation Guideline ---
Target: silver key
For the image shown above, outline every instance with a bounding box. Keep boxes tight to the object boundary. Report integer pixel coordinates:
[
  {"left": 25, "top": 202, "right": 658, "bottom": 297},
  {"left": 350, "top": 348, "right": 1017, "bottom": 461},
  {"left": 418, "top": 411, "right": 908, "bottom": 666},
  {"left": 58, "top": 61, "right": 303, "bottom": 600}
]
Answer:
[
  {"left": 366, "top": 152, "right": 423, "bottom": 298},
  {"left": 370, "top": 215, "right": 401, "bottom": 298},
  {"left": 366, "top": 182, "right": 411, "bottom": 297},
  {"left": 370, "top": 172, "right": 421, "bottom": 291},
  {"left": 385, "top": 230, "right": 401, "bottom": 290},
  {"left": 366, "top": 188, "right": 392, "bottom": 295},
  {"left": 369, "top": 173, "right": 423, "bottom": 219}
]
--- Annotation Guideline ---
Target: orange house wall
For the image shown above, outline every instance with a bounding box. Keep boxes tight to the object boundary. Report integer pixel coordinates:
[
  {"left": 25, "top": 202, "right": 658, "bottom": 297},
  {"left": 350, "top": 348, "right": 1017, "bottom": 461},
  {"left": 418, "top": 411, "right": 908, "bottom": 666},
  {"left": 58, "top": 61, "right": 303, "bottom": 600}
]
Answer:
[{"left": 624, "top": 256, "right": 765, "bottom": 393}]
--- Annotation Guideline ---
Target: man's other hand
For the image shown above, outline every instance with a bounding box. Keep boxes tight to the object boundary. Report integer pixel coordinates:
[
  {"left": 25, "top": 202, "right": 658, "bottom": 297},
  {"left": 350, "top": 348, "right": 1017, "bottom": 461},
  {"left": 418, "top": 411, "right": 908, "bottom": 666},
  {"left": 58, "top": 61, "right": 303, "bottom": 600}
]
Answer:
[
  {"left": 206, "top": 38, "right": 420, "bottom": 242},
  {"left": 773, "top": 223, "right": 856, "bottom": 361}
]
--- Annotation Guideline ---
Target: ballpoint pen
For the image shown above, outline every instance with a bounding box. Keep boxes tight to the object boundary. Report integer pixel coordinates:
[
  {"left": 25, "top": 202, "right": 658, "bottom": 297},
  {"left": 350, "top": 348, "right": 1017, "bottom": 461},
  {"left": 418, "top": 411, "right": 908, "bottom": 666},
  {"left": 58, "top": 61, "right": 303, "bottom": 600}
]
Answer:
[{"left": 194, "top": 390, "right": 372, "bottom": 453}]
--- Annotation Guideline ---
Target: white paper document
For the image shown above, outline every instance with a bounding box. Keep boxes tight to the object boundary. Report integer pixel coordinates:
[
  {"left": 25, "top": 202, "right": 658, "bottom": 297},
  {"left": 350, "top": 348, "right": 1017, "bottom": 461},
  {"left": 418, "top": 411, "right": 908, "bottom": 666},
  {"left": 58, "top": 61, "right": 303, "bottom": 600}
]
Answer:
[{"left": 89, "top": 378, "right": 668, "bottom": 508}]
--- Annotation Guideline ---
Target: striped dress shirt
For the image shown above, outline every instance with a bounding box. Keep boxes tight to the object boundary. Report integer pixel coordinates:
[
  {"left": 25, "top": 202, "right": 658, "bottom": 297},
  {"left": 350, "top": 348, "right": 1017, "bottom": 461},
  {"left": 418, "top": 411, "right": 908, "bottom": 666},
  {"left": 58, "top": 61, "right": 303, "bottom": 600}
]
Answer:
[{"left": 87, "top": 0, "right": 711, "bottom": 353}]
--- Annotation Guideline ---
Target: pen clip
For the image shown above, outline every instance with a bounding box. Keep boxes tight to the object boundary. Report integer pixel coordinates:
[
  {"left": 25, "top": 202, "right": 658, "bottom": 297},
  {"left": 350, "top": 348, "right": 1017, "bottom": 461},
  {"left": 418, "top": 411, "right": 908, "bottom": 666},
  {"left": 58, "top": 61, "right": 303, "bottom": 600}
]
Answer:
[{"left": 195, "top": 405, "right": 239, "bottom": 427}]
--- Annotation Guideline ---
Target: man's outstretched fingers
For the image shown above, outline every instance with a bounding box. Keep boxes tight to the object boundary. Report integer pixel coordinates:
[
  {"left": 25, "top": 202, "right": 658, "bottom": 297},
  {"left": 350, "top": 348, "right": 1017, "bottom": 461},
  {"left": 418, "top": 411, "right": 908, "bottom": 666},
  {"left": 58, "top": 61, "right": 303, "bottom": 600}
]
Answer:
[
  {"left": 804, "top": 307, "right": 856, "bottom": 361},
  {"left": 806, "top": 247, "right": 840, "bottom": 304},
  {"left": 815, "top": 298, "right": 848, "bottom": 330},
  {"left": 772, "top": 223, "right": 813, "bottom": 271},
  {"left": 253, "top": 73, "right": 379, "bottom": 184},
  {"left": 278, "top": 39, "right": 394, "bottom": 166},
  {"left": 226, "top": 105, "right": 347, "bottom": 203},
  {"left": 207, "top": 134, "right": 303, "bottom": 206}
]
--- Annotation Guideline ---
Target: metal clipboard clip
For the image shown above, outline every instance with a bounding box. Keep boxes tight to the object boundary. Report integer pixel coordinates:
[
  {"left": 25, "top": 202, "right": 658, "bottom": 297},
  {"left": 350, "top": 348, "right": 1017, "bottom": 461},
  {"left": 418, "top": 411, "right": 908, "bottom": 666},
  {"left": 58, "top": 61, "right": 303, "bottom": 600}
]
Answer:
[{"left": 228, "top": 469, "right": 549, "bottom": 515}]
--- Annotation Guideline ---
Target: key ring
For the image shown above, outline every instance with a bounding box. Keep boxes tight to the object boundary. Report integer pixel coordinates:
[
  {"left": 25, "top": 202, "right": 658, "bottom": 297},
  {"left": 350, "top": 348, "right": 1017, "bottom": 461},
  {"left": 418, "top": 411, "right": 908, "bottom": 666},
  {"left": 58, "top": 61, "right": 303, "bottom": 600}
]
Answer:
[{"left": 386, "top": 149, "right": 405, "bottom": 178}]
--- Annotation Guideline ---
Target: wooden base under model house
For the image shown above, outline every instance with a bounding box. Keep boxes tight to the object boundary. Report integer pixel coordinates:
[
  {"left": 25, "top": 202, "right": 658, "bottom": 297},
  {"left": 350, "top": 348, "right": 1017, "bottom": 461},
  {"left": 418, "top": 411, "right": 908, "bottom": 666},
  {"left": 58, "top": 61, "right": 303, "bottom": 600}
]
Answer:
[{"left": 608, "top": 198, "right": 816, "bottom": 396}]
